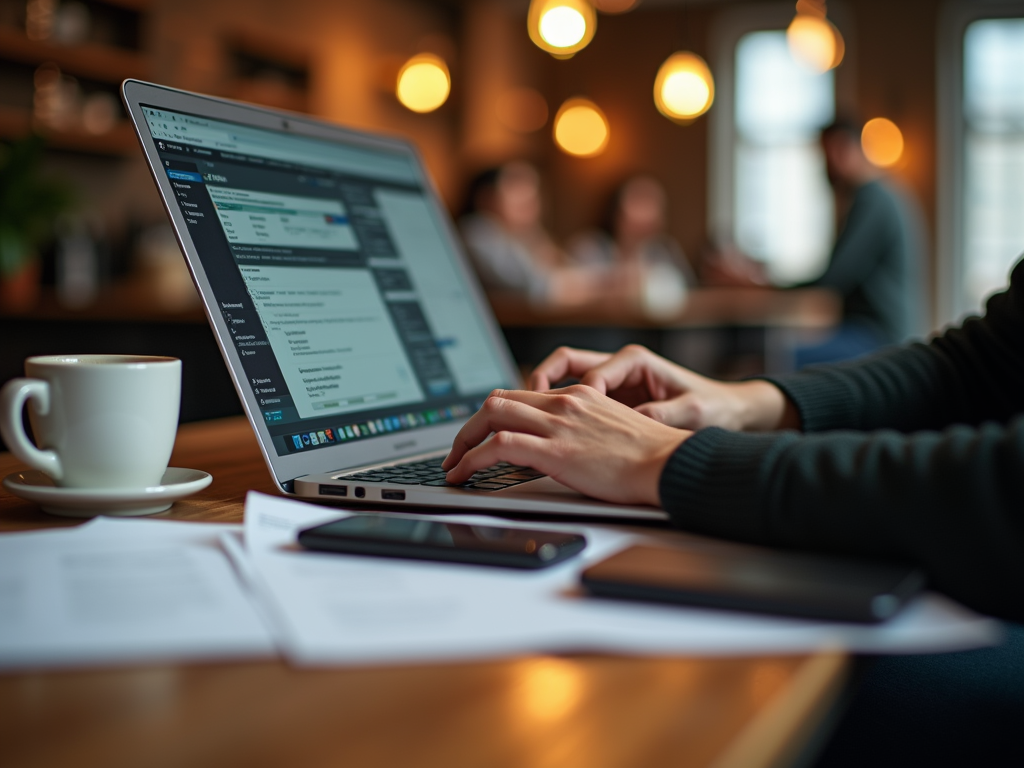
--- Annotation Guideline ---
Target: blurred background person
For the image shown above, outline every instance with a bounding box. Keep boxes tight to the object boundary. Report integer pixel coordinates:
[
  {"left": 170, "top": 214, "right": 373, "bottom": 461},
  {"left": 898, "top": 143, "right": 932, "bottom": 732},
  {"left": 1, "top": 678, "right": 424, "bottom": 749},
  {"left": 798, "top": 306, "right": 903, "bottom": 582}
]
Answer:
[
  {"left": 570, "top": 175, "right": 693, "bottom": 316},
  {"left": 459, "top": 161, "right": 605, "bottom": 307},
  {"left": 704, "top": 118, "right": 927, "bottom": 367}
]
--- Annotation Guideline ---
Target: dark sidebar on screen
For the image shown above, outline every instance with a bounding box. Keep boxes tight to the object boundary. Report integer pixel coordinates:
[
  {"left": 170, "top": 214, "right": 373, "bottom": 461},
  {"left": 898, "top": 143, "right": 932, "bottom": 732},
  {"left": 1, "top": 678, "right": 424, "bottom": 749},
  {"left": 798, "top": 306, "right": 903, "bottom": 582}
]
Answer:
[{"left": 160, "top": 157, "right": 292, "bottom": 436}]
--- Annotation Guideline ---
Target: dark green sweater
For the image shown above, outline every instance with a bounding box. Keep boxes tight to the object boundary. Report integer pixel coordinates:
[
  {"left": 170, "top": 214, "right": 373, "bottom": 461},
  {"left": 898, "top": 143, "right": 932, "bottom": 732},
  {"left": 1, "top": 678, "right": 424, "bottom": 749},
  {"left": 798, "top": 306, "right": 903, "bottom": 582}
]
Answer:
[
  {"left": 660, "top": 257, "right": 1024, "bottom": 621},
  {"left": 800, "top": 179, "right": 926, "bottom": 343}
]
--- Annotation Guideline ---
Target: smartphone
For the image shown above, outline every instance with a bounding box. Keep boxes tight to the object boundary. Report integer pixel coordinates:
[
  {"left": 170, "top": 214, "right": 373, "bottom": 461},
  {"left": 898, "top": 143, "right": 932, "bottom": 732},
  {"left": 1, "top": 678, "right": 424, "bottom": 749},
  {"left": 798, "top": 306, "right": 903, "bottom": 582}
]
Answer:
[
  {"left": 581, "top": 544, "right": 925, "bottom": 623},
  {"left": 298, "top": 514, "right": 586, "bottom": 569}
]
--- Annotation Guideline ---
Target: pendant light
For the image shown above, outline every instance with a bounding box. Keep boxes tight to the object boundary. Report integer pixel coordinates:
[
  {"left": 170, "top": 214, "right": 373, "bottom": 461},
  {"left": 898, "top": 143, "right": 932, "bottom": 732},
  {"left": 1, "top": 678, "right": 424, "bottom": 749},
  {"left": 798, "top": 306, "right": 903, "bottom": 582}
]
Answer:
[
  {"left": 527, "top": 0, "right": 597, "bottom": 59},
  {"left": 786, "top": 0, "right": 844, "bottom": 73},
  {"left": 653, "top": 2, "right": 714, "bottom": 124}
]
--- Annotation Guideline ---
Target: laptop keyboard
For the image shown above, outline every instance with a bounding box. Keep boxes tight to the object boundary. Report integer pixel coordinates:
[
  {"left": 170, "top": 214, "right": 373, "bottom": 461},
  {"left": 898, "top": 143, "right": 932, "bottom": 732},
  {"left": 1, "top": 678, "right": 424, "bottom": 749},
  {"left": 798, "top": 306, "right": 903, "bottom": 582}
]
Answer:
[{"left": 342, "top": 457, "right": 544, "bottom": 491}]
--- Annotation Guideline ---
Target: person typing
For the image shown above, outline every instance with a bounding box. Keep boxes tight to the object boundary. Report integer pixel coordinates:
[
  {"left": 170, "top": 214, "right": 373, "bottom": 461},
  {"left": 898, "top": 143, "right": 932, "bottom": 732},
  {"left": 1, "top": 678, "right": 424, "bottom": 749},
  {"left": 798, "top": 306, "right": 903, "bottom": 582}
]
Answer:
[{"left": 443, "top": 259, "right": 1024, "bottom": 622}]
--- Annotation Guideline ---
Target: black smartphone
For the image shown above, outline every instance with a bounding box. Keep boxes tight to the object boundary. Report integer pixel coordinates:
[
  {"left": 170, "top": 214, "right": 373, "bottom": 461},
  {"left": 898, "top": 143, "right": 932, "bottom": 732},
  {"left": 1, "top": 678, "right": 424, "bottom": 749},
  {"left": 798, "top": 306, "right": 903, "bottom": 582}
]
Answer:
[
  {"left": 581, "top": 544, "right": 925, "bottom": 623},
  {"left": 298, "top": 514, "right": 586, "bottom": 569}
]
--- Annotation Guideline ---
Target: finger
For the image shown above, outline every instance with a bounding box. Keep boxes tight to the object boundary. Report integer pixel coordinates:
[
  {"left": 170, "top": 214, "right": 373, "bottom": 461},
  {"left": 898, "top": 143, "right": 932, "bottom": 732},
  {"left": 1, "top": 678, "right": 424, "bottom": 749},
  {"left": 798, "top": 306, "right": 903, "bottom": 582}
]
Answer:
[
  {"left": 528, "top": 347, "right": 610, "bottom": 391},
  {"left": 634, "top": 394, "right": 704, "bottom": 429},
  {"left": 442, "top": 393, "right": 556, "bottom": 470},
  {"left": 578, "top": 344, "right": 669, "bottom": 396},
  {"left": 445, "top": 431, "right": 551, "bottom": 484}
]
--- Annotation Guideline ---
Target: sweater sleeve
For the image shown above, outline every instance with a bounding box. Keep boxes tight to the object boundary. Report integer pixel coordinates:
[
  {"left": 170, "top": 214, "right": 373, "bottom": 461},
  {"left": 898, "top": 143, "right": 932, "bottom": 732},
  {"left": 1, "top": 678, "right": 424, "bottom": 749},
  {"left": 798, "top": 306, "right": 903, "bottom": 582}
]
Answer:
[
  {"left": 765, "top": 256, "right": 1024, "bottom": 433},
  {"left": 658, "top": 257, "right": 1024, "bottom": 621},
  {"left": 800, "top": 183, "right": 890, "bottom": 295},
  {"left": 659, "top": 421, "right": 1024, "bottom": 622}
]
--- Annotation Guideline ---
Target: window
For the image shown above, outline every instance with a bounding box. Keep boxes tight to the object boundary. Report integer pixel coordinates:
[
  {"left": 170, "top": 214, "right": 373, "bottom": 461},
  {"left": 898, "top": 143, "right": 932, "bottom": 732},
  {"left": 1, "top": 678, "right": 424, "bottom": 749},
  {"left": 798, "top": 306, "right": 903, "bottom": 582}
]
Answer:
[
  {"left": 733, "top": 30, "right": 835, "bottom": 284},
  {"left": 961, "top": 18, "right": 1024, "bottom": 311}
]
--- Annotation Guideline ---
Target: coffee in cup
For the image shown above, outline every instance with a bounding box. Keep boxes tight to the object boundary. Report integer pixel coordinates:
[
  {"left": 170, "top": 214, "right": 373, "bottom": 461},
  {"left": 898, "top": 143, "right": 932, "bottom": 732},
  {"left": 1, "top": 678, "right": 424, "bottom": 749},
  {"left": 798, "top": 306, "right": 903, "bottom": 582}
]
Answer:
[{"left": 0, "top": 355, "right": 181, "bottom": 489}]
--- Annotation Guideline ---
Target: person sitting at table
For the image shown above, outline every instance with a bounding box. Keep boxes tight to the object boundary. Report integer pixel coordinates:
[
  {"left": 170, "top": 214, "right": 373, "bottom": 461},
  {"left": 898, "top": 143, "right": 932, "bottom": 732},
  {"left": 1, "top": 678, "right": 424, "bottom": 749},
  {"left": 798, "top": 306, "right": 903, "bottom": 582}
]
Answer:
[
  {"left": 441, "top": 256, "right": 1024, "bottom": 766},
  {"left": 568, "top": 175, "right": 694, "bottom": 314},
  {"left": 458, "top": 162, "right": 606, "bottom": 307},
  {"left": 705, "top": 118, "right": 928, "bottom": 367}
]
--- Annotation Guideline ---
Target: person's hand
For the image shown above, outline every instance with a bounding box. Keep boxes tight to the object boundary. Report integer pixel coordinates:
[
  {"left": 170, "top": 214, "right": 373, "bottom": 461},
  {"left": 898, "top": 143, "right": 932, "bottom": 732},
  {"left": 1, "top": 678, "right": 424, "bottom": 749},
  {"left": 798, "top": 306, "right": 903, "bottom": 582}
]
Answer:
[
  {"left": 529, "top": 345, "right": 799, "bottom": 432},
  {"left": 441, "top": 386, "right": 690, "bottom": 507}
]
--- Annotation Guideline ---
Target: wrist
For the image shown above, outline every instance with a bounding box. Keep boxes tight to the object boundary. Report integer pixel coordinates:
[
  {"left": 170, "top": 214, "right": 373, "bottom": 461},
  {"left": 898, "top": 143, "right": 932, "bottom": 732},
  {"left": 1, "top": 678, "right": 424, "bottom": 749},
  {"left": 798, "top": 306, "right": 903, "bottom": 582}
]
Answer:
[
  {"left": 641, "top": 429, "right": 692, "bottom": 507},
  {"left": 733, "top": 380, "right": 801, "bottom": 431}
]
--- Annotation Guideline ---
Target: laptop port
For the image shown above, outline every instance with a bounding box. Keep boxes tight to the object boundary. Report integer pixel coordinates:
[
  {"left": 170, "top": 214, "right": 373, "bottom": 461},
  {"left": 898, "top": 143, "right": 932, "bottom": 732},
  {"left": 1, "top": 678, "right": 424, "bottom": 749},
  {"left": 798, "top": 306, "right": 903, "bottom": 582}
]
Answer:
[
  {"left": 319, "top": 484, "right": 348, "bottom": 497},
  {"left": 354, "top": 487, "right": 366, "bottom": 498},
  {"left": 381, "top": 490, "right": 406, "bottom": 501}
]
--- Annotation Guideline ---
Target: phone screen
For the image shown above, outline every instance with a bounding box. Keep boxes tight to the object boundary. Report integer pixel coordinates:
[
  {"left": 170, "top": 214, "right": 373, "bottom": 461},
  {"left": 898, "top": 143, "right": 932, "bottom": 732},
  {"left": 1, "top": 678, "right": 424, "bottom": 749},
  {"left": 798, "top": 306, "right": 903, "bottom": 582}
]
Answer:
[{"left": 298, "top": 515, "right": 586, "bottom": 569}]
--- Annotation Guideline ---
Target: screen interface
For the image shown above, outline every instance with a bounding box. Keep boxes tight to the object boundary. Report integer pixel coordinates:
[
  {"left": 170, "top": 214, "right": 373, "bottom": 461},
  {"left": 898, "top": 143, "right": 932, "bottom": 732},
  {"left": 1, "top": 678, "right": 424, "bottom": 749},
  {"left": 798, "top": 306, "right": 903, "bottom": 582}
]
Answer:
[{"left": 142, "top": 106, "right": 510, "bottom": 458}]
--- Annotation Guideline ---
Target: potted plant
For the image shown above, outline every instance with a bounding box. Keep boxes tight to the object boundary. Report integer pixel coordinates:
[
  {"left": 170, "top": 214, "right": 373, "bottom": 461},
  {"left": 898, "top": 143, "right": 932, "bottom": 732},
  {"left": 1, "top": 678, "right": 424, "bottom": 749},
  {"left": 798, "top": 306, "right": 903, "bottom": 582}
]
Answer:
[{"left": 0, "top": 135, "right": 73, "bottom": 311}]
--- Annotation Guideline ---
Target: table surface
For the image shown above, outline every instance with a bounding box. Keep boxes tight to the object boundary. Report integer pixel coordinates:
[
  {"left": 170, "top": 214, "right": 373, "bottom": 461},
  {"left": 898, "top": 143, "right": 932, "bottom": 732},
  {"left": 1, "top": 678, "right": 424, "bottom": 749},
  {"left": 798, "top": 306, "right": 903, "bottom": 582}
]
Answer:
[{"left": 0, "top": 418, "right": 848, "bottom": 768}]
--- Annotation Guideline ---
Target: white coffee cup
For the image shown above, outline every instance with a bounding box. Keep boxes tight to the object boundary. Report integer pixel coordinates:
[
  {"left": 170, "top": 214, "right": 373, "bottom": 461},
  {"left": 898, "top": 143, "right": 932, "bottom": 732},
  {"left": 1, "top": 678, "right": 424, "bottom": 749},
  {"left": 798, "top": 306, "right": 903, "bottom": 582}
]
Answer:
[{"left": 0, "top": 355, "right": 181, "bottom": 489}]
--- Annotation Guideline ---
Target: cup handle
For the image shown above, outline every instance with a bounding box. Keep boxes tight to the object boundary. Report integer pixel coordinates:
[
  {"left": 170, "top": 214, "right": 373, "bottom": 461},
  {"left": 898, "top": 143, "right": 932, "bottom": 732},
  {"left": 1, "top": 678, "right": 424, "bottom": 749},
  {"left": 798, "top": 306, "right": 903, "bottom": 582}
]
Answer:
[{"left": 0, "top": 378, "right": 63, "bottom": 482}]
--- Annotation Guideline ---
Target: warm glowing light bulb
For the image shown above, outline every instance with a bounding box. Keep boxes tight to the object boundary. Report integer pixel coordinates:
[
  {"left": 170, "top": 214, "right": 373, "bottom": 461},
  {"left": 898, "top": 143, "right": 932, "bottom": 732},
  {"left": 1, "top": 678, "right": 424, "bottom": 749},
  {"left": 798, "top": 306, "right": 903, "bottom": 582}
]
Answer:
[
  {"left": 653, "top": 52, "right": 715, "bottom": 123},
  {"left": 786, "top": 14, "right": 844, "bottom": 73},
  {"left": 540, "top": 6, "right": 586, "bottom": 47},
  {"left": 396, "top": 54, "right": 450, "bottom": 113},
  {"left": 553, "top": 97, "right": 609, "bottom": 157},
  {"left": 861, "top": 117, "right": 904, "bottom": 167},
  {"left": 528, "top": 0, "right": 597, "bottom": 58}
]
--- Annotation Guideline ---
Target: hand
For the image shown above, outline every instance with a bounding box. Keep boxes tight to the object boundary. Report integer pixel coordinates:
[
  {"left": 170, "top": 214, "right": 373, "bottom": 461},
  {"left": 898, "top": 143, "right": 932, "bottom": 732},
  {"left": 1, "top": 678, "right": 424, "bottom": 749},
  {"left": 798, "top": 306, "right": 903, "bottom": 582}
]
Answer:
[
  {"left": 441, "top": 386, "right": 690, "bottom": 507},
  {"left": 529, "top": 345, "right": 799, "bottom": 432}
]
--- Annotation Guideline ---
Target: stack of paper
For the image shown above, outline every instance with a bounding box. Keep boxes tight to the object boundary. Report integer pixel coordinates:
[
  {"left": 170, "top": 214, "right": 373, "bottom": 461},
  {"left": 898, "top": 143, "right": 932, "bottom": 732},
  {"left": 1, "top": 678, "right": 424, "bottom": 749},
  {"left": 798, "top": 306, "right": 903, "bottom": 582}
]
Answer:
[
  {"left": 232, "top": 492, "right": 1002, "bottom": 667},
  {"left": 0, "top": 518, "right": 275, "bottom": 669},
  {"left": 0, "top": 492, "right": 1002, "bottom": 672}
]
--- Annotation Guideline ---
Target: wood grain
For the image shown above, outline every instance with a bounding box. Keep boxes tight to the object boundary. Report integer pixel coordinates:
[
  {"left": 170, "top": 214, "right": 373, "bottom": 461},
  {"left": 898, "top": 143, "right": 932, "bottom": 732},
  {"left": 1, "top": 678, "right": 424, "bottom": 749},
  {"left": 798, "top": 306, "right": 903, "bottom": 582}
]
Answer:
[{"left": 0, "top": 418, "right": 847, "bottom": 768}]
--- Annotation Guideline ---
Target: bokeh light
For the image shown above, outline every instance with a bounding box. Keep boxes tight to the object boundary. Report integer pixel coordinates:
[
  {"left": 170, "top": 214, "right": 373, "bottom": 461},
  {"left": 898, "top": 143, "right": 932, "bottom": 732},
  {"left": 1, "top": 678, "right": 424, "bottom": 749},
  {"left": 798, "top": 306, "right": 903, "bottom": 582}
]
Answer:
[
  {"left": 553, "top": 97, "right": 609, "bottom": 157},
  {"left": 395, "top": 54, "right": 450, "bottom": 113},
  {"left": 861, "top": 117, "right": 904, "bottom": 167},
  {"left": 511, "top": 659, "right": 585, "bottom": 723},
  {"left": 528, "top": 0, "right": 597, "bottom": 58},
  {"left": 653, "top": 52, "right": 715, "bottom": 123},
  {"left": 496, "top": 87, "right": 549, "bottom": 133},
  {"left": 786, "top": 14, "right": 844, "bottom": 73}
]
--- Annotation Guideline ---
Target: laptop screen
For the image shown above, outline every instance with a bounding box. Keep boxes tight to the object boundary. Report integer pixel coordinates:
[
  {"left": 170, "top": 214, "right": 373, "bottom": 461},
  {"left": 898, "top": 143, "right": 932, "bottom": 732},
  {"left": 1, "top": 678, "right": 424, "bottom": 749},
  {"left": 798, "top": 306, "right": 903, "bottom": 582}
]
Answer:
[{"left": 140, "top": 106, "right": 509, "bottom": 458}]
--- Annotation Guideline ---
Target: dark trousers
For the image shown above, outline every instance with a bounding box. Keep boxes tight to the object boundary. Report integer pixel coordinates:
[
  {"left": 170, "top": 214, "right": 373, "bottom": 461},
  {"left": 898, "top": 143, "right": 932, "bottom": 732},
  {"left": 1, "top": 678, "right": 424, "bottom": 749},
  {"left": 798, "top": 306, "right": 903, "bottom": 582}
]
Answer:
[{"left": 814, "top": 623, "right": 1024, "bottom": 768}]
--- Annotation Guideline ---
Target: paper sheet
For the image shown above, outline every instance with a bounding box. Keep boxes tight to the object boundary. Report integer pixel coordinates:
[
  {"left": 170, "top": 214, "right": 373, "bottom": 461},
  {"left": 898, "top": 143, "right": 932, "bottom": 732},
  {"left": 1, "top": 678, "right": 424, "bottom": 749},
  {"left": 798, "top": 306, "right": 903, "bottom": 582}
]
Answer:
[
  {"left": 0, "top": 519, "right": 276, "bottom": 670},
  {"left": 239, "top": 492, "right": 1002, "bottom": 666}
]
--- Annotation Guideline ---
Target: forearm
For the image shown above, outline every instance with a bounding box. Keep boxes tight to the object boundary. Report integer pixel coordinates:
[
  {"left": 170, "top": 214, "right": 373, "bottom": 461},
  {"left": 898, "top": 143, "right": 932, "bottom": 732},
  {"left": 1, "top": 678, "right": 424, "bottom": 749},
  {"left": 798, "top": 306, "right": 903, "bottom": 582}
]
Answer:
[
  {"left": 765, "top": 263, "right": 1024, "bottom": 432},
  {"left": 660, "top": 421, "right": 1024, "bottom": 621}
]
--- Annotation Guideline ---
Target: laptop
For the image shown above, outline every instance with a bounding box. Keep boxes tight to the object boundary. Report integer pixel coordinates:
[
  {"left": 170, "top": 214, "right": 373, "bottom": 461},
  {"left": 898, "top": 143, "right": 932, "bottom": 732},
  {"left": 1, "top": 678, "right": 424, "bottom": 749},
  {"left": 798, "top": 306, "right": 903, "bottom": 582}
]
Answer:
[{"left": 122, "top": 80, "right": 666, "bottom": 522}]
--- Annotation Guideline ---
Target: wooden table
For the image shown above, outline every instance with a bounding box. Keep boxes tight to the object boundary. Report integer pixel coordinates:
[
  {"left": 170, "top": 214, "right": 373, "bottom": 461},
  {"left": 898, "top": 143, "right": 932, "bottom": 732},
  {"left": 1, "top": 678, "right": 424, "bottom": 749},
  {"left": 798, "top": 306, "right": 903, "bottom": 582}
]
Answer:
[
  {"left": 0, "top": 418, "right": 848, "bottom": 768},
  {"left": 489, "top": 288, "right": 840, "bottom": 376}
]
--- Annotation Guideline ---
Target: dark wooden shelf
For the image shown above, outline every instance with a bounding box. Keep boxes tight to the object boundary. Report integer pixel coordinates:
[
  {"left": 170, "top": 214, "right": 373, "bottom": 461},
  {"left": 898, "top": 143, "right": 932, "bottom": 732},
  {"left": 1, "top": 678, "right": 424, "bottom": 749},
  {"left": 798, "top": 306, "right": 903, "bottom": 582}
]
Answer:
[
  {"left": 0, "top": 105, "right": 139, "bottom": 155},
  {"left": 0, "top": 282, "right": 206, "bottom": 324},
  {"left": 0, "top": 26, "right": 150, "bottom": 83}
]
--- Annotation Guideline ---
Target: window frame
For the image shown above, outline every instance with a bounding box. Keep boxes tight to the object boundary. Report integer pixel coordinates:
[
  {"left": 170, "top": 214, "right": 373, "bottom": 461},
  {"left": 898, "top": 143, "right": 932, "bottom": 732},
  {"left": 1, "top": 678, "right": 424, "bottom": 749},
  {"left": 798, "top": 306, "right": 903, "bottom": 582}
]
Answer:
[
  {"left": 708, "top": 2, "right": 855, "bottom": 266},
  {"left": 937, "top": 1, "right": 1024, "bottom": 324}
]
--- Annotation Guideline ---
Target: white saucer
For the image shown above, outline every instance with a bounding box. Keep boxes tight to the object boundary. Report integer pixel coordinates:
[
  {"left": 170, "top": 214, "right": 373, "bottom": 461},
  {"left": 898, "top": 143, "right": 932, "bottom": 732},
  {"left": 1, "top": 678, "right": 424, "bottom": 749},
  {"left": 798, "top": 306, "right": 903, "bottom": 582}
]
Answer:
[{"left": 1, "top": 467, "right": 213, "bottom": 518}]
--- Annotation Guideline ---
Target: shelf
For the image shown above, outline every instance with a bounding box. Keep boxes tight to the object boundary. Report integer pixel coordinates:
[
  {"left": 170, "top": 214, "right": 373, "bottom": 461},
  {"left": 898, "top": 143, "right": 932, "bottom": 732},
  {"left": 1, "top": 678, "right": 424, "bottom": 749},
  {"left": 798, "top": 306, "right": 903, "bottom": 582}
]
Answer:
[
  {"left": 0, "top": 26, "right": 150, "bottom": 83},
  {"left": 0, "top": 281, "right": 206, "bottom": 324},
  {"left": 0, "top": 105, "right": 139, "bottom": 156}
]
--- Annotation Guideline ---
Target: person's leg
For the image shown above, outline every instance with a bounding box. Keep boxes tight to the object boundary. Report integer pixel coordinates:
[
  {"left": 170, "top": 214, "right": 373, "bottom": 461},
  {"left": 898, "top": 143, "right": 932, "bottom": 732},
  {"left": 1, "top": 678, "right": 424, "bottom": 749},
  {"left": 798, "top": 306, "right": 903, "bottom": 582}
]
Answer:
[{"left": 813, "top": 623, "right": 1024, "bottom": 768}]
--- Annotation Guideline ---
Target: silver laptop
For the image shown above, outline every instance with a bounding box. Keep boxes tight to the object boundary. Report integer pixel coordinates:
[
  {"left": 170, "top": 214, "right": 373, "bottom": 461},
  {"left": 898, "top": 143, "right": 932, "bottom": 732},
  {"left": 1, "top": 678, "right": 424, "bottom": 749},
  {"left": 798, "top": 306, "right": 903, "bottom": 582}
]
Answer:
[{"left": 122, "top": 80, "right": 665, "bottom": 522}]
